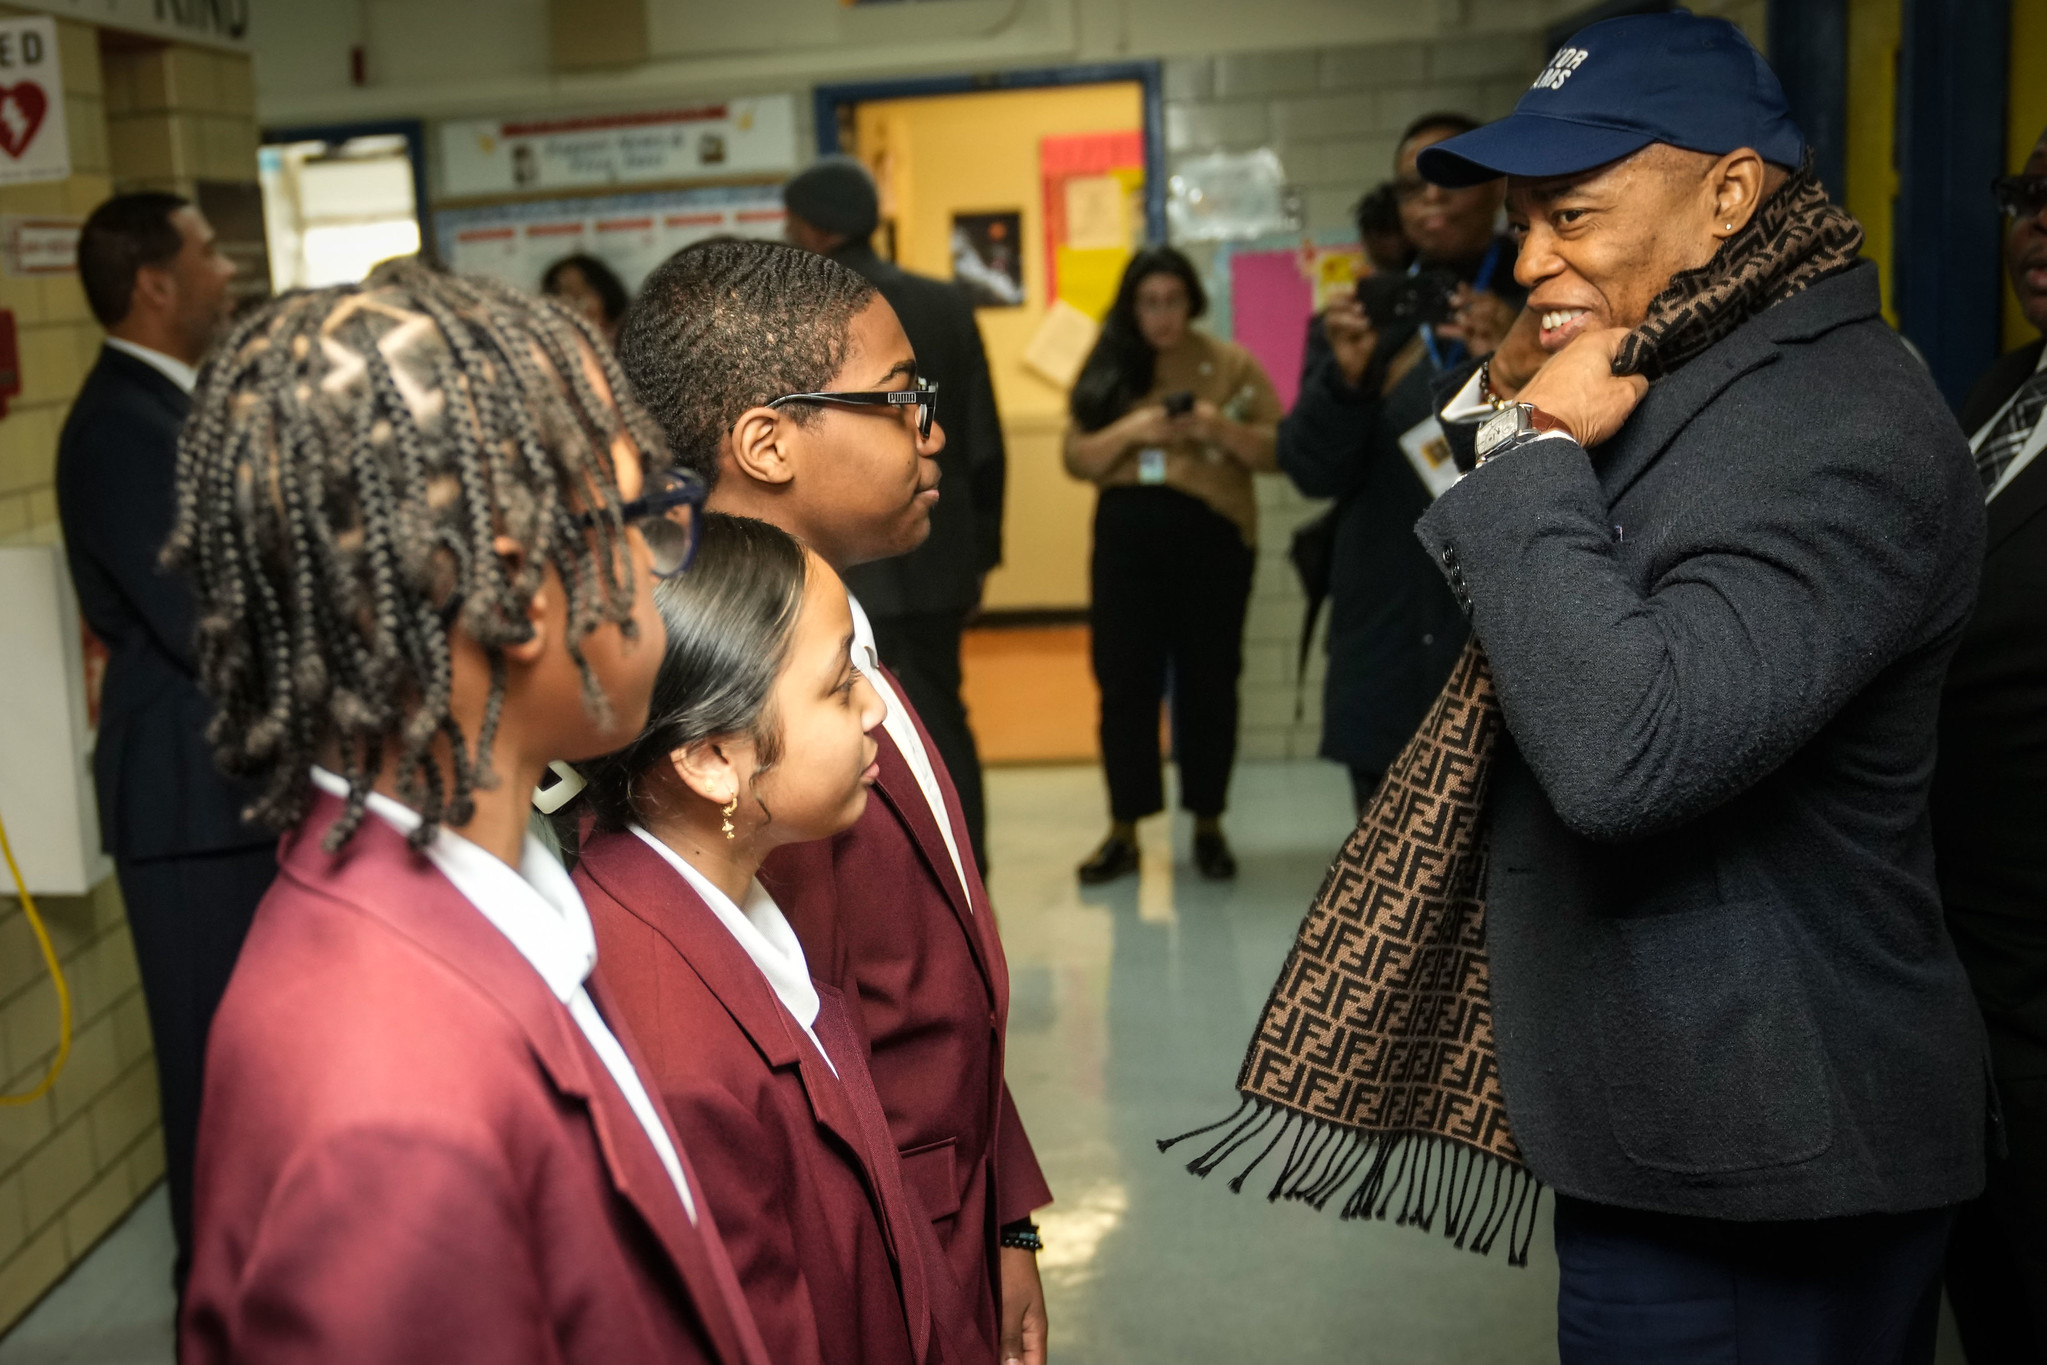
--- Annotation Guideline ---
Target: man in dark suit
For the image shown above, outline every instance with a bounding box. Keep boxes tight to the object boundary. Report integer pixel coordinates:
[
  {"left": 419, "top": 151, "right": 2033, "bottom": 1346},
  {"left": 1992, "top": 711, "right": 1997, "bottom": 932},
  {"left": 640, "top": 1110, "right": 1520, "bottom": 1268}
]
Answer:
[
  {"left": 55, "top": 193, "right": 264, "bottom": 1285},
  {"left": 1279, "top": 112, "right": 1526, "bottom": 811},
  {"left": 1412, "top": 15, "right": 1986, "bottom": 1359},
  {"left": 784, "top": 157, "right": 1006, "bottom": 869},
  {"left": 1936, "top": 123, "right": 2047, "bottom": 1363}
]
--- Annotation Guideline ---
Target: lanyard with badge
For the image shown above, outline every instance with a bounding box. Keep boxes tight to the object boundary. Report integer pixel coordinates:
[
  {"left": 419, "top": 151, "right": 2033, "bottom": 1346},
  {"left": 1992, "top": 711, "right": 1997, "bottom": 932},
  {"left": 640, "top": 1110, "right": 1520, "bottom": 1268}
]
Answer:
[{"left": 1403, "top": 238, "right": 1504, "bottom": 498}]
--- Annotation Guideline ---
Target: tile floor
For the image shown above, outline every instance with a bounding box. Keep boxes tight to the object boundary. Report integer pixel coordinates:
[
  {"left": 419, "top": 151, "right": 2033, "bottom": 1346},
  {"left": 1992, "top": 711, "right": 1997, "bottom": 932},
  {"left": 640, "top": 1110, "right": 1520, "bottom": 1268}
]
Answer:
[{"left": 0, "top": 759, "right": 1973, "bottom": 1363}]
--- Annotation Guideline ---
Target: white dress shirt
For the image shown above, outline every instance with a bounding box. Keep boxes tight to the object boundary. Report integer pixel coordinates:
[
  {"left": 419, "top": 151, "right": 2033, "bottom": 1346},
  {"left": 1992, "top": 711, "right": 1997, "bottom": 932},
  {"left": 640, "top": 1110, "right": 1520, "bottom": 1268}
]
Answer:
[
  {"left": 308, "top": 767, "right": 698, "bottom": 1222},
  {"left": 626, "top": 823, "right": 836, "bottom": 1075},
  {"left": 846, "top": 592, "right": 972, "bottom": 910},
  {"left": 1972, "top": 344, "right": 2047, "bottom": 503},
  {"left": 104, "top": 337, "right": 197, "bottom": 394}
]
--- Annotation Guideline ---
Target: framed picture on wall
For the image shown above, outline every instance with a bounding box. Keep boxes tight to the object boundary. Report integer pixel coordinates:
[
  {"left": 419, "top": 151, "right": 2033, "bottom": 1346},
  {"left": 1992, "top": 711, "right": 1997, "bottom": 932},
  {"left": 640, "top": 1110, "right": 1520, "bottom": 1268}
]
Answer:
[{"left": 951, "top": 210, "right": 1024, "bottom": 308}]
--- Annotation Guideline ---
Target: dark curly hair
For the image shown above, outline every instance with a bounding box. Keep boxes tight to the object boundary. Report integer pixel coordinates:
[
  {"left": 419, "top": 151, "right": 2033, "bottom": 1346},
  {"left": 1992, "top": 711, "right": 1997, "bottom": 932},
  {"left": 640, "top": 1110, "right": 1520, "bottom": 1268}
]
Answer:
[
  {"left": 163, "top": 259, "right": 665, "bottom": 850},
  {"left": 571, "top": 512, "right": 808, "bottom": 837},
  {"left": 542, "top": 253, "right": 630, "bottom": 328},
  {"left": 615, "top": 237, "right": 876, "bottom": 486}
]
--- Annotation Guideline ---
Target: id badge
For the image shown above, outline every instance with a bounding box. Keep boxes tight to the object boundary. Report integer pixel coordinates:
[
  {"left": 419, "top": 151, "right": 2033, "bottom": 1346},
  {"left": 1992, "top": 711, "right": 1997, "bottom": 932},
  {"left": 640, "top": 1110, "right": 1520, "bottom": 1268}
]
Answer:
[{"left": 1137, "top": 447, "right": 1168, "bottom": 485}]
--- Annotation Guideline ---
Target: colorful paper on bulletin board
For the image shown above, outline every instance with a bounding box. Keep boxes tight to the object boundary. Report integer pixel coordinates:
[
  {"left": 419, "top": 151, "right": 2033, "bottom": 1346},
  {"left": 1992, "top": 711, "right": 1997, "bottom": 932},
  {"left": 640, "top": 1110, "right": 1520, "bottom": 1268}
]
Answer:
[
  {"left": 1229, "top": 250, "right": 1315, "bottom": 410},
  {"left": 1041, "top": 131, "right": 1144, "bottom": 316}
]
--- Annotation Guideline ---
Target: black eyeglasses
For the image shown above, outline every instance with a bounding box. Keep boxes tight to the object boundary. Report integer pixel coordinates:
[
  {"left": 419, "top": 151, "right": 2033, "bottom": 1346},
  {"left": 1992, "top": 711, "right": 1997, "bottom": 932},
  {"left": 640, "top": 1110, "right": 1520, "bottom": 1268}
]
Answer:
[
  {"left": 1992, "top": 174, "right": 2047, "bottom": 221},
  {"left": 587, "top": 465, "right": 706, "bottom": 578},
  {"left": 767, "top": 377, "right": 940, "bottom": 440}
]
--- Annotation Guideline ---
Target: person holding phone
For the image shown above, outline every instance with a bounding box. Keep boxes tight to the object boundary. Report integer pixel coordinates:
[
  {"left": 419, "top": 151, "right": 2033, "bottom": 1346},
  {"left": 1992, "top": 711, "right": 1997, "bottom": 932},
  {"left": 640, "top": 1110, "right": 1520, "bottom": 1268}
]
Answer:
[
  {"left": 1062, "top": 245, "right": 1283, "bottom": 884},
  {"left": 1279, "top": 112, "right": 1528, "bottom": 813}
]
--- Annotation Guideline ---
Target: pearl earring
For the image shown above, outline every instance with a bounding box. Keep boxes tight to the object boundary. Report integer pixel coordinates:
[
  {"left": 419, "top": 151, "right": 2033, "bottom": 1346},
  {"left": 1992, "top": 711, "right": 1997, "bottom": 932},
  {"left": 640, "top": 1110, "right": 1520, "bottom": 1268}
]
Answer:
[{"left": 1724, "top": 222, "right": 1735, "bottom": 230}]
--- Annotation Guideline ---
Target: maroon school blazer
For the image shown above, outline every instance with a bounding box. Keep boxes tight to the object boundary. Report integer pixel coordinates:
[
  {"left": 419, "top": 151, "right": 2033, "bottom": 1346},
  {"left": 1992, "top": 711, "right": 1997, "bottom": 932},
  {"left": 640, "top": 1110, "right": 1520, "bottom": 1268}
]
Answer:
[
  {"left": 180, "top": 793, "right": 772, "bottom": 1365},
  {"left": 576, "top": 827, "right": 992, "bottom": 1365},
  {"left": 760, "top": 671, "right": 1053, "bottom": 1356}
]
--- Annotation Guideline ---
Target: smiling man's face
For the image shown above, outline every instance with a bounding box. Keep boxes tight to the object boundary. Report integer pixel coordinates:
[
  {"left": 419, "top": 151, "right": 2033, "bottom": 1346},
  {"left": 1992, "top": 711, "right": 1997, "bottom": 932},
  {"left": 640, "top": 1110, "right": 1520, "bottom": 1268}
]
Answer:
[{"left": 1507, "top": 143, "right": 1733, "bottom": 353}]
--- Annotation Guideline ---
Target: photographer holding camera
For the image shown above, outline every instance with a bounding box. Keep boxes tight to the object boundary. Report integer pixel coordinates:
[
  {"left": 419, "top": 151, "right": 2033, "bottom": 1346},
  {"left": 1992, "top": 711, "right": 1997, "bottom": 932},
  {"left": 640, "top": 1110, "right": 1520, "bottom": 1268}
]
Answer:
[
  {"left": 1281, "top": 112, "right": 1528, "bottom": 810},
  {"left": 1063, "top": 246, "right": 1282, "bottom": 885}
]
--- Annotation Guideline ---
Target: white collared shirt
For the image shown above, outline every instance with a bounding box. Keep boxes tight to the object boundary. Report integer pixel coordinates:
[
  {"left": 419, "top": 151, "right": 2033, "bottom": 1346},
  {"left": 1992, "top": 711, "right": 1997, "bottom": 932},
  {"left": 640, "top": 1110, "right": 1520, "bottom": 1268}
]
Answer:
[
  {"left": 627, "top": 824, "right": 836, "bottom": 1076},
  {"left": 845, "top": 592, "right": 972, "bottom": 911},
  {"left": 307, "top": 767, "right": 697, "bottom": 1222},
  {"left": 104, "top": 337, "right": 197, "bottom": 394},
  {"left": 1972, "top": 344, "right": 2047, "bottom": 503}
]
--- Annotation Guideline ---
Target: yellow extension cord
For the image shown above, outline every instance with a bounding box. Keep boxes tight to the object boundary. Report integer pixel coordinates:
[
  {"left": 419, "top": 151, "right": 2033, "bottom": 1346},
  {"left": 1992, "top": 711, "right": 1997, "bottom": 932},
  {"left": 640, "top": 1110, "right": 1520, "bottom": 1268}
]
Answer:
[{"left": 0, "top": 809, "right": 72, "bottom": 1105}]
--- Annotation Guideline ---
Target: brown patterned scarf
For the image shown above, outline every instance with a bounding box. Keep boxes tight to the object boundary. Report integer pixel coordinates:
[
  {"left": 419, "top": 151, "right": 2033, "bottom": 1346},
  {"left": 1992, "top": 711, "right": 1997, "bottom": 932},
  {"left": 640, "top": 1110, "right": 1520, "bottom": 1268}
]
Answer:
[{"left": 1160, "top": 159, "right": 1862, "bottom": 1264}]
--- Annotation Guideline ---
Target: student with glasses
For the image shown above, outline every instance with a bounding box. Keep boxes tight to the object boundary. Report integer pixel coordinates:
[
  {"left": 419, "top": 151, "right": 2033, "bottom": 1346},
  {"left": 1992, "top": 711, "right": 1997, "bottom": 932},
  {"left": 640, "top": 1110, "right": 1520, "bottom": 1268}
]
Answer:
[
  {"left": 1935, "top": 124, "right": 2047, "bottom": 1360},
  {"left": 1062, "top": 244, "right": 1284, "bottom": 885}
]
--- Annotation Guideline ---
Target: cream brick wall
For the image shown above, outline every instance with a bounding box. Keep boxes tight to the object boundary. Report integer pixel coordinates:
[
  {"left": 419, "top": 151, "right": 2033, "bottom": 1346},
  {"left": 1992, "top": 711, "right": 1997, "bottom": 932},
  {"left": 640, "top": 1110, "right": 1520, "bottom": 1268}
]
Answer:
[
  {"left": 0, "top": 16, "right": 259, "bottom": 1336},
  {"left": 0, "top": 877, "right": 162, "bottom": 1333}
]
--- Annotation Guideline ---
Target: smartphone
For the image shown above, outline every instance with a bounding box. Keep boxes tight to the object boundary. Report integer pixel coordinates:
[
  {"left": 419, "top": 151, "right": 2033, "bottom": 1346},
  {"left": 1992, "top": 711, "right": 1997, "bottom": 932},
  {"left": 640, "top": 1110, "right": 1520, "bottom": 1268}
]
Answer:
[
  {"left": 1357, "top": 268, "right": 1461, "bottom": 329},
  {"left": 1162, "top": 390, "right": 1195, "bottom": 418}
]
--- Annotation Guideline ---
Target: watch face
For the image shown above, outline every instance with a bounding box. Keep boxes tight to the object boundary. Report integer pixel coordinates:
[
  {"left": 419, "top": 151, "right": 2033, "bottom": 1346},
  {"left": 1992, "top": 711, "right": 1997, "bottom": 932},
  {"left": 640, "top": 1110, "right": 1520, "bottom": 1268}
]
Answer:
[{"left": 1477, "top": 405, "right": 1521, "bottom": 458}]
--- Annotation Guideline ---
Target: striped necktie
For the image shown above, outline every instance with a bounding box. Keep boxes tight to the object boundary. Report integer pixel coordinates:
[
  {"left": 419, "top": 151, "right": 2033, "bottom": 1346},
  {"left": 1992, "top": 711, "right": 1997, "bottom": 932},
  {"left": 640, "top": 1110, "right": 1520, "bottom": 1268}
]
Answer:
[{"left": 1976, "top": 367, "right": 2047, "bottom": 491}]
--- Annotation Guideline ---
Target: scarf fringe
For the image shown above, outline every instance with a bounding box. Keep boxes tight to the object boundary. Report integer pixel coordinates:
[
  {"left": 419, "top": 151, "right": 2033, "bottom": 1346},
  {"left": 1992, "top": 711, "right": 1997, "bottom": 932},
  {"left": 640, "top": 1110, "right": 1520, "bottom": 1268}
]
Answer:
[{"left": 1158, "top": 1097, "right": 1544, "bottom": 1267}]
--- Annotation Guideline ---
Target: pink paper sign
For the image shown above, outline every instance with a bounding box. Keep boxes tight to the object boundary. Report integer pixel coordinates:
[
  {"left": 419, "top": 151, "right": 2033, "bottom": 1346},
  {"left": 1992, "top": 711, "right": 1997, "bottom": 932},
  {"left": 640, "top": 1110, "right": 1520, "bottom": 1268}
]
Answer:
[{"left": 1229, "top": 249, "right": 1314, "bottom": 409}]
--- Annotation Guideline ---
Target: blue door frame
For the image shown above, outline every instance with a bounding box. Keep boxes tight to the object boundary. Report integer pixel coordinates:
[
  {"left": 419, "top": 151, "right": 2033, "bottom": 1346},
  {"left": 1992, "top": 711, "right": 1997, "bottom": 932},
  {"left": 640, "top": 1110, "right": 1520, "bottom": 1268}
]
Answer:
[{"left": 812, "top": 62, "right": 1167, "bottom": 244}]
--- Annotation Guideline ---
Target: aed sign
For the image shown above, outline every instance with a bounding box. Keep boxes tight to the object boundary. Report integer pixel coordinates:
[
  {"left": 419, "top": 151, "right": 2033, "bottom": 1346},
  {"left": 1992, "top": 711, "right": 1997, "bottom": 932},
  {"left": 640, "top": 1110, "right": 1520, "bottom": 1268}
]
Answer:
[{"left": 0, "top": 17, "right": 67, "bottom": 187}]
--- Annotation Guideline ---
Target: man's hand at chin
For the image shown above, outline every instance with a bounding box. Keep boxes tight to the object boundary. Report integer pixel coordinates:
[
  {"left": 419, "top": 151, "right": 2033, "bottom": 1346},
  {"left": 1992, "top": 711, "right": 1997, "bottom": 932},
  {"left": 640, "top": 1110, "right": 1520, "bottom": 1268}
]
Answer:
[
  {"left": 998, "top": 1245, "right": 1048, "bottom": 1365},
  {"left": 1512, "top": 327, "right": 1650, "bottom": 449}
]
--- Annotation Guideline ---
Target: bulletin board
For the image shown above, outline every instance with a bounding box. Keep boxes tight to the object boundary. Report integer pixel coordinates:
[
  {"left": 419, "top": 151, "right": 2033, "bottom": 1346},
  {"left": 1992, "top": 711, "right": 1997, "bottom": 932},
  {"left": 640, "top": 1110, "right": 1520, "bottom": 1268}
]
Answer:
[
  {"left": 1210, "top": 233, "right": 1366, "bottom": 410},
  {"left": 433, "top": 182, "right": 788, "bottom": 296},
  {"left": 1040, "top": 130, "right": 1144, "bottom": 321}
]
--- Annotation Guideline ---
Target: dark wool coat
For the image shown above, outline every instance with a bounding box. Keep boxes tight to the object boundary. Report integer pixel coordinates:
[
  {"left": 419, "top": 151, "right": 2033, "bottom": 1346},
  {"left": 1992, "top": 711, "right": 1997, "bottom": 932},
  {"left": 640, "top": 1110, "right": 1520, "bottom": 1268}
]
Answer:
[
  {"left": 1415, "top": 263, "right": 1989, "bottom": 1219},
  {"left": 1934, "top": 336, "right": 2047, "bottom": 1079}
]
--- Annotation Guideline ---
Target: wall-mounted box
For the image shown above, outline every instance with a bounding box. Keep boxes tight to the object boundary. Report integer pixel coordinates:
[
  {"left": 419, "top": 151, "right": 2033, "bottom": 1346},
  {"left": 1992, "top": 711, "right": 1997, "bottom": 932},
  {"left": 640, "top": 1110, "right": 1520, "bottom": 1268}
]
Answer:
[{"left": 0, "top": 543, "right": 110, "bottom": 894}]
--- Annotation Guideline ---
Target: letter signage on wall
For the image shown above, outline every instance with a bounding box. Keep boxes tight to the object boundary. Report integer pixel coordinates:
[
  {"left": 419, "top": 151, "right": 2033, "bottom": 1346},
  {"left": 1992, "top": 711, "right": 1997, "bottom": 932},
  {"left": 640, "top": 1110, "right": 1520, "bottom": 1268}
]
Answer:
[
  {"left": 6, "top": 0, "right": 249, "bottom": 51},
  {"left": 439, "top": 96, "right": 799, "bottom": 199},
  {"left": 0, "top": 17, "right": 68, "bottom": 188}
]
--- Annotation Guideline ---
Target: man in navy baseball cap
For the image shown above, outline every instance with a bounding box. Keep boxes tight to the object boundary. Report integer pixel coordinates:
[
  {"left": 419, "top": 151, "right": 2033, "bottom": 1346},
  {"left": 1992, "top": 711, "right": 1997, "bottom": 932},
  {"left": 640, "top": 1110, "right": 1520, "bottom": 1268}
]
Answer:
[
  {"left": 1417, "top": 10, "right": 1803, "bottom": 190},
  {"left": 1393, "top": 10, "right": 1989, "bottom": 1365}
]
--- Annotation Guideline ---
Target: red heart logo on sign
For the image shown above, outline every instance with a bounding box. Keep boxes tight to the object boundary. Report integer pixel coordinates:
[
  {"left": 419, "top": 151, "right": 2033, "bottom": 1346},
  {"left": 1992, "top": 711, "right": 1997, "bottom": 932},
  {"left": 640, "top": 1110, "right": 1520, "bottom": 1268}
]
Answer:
[{"left": 0, "top": 83, "right": 48, "bottom": 160}]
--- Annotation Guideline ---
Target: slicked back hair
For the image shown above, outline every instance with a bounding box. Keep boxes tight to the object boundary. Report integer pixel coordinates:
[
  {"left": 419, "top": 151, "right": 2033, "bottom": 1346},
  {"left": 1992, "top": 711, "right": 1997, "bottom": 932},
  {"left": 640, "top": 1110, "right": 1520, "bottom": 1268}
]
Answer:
[
  {"left": 164, "top": 259, "right": 665, "bottom": 850},
  {"left": 615, "top": 238, "right": 877, "bottom": 486},
  {"left": 573, "top": 512, "right": 807, "bottom": 837}
]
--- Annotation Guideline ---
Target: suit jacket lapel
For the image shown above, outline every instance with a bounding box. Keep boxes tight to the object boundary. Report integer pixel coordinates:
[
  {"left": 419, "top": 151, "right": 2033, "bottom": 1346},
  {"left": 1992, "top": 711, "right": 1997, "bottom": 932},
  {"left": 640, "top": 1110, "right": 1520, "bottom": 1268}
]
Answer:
[
  {"left": 285, "top": 801, "right": 769, "bottom": 1365},
  {"left": 1988, "top": 450, "right": 2047, "bottom": 555},
  {"left": 870, "top": 731, "right": 997, "bottom": 1004}
]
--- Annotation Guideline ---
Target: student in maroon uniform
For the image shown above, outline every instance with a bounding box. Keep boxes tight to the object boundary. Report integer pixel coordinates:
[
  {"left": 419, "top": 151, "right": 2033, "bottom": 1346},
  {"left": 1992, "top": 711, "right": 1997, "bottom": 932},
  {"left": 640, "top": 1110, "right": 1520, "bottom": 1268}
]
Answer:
[
  {"left": 568, "top": 512, "right": 990, "bottom": 1365},
  {"left": 167, "top": 263, "right": 770, "bottom": 1365},
  {"left": 618, "top": 239, "right": 1053, "bottom": 1365}
]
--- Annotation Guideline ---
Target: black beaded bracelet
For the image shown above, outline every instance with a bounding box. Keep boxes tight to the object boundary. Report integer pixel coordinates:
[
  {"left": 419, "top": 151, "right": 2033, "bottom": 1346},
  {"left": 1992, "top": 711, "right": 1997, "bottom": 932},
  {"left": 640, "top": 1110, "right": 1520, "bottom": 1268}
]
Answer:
[{"left": 998, "top": 1219, "right": 1043, "bottom": 1252}]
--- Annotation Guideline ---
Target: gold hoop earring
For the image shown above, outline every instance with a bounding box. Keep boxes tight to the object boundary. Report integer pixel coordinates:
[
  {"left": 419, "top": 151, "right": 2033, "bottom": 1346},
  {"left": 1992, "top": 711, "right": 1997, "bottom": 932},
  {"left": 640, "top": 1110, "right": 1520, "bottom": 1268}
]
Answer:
[{"left": 720, "top": 794, "right": 738, "bottom": 840}]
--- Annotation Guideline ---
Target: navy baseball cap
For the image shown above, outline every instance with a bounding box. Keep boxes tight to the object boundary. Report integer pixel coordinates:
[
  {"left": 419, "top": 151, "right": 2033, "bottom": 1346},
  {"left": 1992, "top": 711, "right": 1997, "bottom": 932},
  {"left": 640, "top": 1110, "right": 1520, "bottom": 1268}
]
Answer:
[{"left": 1417, "top": 11, "right": 1804, "bottom": 188}]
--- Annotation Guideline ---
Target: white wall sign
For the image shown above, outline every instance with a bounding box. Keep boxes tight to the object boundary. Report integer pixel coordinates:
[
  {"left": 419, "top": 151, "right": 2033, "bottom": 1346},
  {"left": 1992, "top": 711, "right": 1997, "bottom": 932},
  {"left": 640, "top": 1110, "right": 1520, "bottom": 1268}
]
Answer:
[
  {"left": 3, "top": 215, "right": 78, "bottom": 274},
  {"left": 436, "top": 185, "right": 787, "bottom": 296},
  {"left": 0, "top": 17, "right": 68, "bottom": 188},
  {"left": 439, "top": 95, "right": 798, "bottom": 199},
  {"left": 5, "top": 0, "right": 249, "bottom": 51}
]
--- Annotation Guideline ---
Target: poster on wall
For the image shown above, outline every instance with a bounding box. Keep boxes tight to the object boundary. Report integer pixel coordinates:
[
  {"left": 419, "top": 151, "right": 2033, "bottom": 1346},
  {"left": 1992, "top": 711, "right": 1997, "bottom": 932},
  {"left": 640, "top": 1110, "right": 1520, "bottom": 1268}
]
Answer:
[
  {"left": 950, "top": 211, "right": 1023, "bottom": 308},
  {"left": 439, "top": 97, "right": 799, "bottom": 198},
  {"left": 1040, "top": 131, "right": 1143, "bottom": 324},
  {"left": 436, "top": 184, "right": 787, "bottom": 296},
  {"left": 0, "top": 17, "right": 69, "bottom": 188}
]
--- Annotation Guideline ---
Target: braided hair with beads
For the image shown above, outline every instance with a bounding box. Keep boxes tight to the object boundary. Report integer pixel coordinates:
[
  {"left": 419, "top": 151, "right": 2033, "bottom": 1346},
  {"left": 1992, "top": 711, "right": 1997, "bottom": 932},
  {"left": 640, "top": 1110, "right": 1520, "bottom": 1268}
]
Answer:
[{"left": 164, "top": 260, "right": 665, "bottom": 851}]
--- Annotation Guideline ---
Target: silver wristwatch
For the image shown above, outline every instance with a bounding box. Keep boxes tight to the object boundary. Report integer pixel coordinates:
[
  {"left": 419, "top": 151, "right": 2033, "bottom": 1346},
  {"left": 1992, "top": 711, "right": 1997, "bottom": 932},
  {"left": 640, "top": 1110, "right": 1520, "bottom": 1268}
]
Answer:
[{"left": 1474, "top": 401, "right": 1568, "bottom": 464}]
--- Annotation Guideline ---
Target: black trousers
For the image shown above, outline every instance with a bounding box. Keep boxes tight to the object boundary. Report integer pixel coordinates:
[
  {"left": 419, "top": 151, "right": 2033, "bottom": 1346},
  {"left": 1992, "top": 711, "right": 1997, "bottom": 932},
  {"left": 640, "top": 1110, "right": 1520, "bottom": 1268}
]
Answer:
[
  {"left": 1946, "top": 1072, "right": 2047, "bottom": 1362},
  {"left": 1089, "top": 487, "right": 1255, "bottom": 823},
  {"left": 1554, "top": 1194, "right": 1952, "bottom": 1364},
  {"left": 115, "top": 843, "right": 275, "bottom": 1287},
  {"left": 866, "top": 608, "right": 988, "bottom": 872}
]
